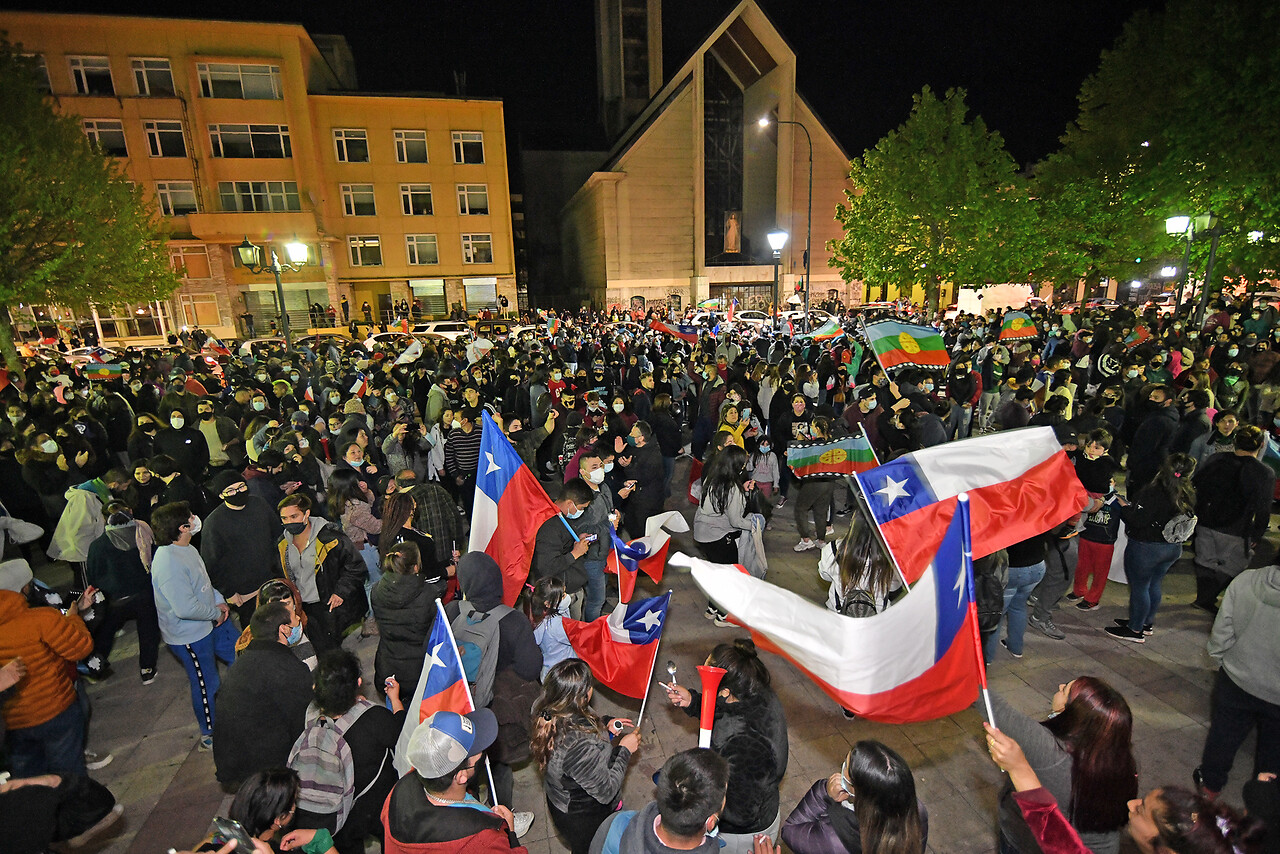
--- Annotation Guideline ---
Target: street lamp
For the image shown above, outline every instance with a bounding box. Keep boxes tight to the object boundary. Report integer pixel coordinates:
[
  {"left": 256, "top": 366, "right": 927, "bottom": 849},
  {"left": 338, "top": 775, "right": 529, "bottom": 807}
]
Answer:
[
  {"left": 237, "top": 236, "right": 309, "bottom": 344},
  {"left": 767, "top": 229, "right": 789, "bottom": 333},
  {"left": 1163, "top": 212, "right": 1223, "bottom": 326},
  {"left": 759, "top": 114, "right": 812, "bottom": 330}
]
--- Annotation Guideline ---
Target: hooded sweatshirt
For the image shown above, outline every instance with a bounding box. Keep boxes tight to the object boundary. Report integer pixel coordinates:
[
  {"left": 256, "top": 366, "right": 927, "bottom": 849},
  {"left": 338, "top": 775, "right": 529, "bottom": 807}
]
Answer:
[
  {"left": 1210, "top": 566, "right": 1280, "bottom": 704},
  {"left": 589, "top": 801, "right": 721, "bottom": 854},
  {"left": 444, "top": 553, "right": 542, "bottom": 684}
]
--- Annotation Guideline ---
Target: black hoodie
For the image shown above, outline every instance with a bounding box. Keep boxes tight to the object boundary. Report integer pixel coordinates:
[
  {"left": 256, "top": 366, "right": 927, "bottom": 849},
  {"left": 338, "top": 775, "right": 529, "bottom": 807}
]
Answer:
[{"left": 444, "top": 553, "right": 542, "bottom": 683}]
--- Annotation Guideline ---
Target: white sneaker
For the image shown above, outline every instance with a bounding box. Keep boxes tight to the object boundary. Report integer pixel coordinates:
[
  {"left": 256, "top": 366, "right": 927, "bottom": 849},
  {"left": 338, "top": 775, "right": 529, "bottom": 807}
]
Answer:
[
  {"left": 793, "top": 538, "right": 818, "bottom": 552},
  {"left": 511, "top": 810, "right": 535, "bottom": 838},
  {"left": 84, "top": 750, "right": 114, "bottom": 770}
]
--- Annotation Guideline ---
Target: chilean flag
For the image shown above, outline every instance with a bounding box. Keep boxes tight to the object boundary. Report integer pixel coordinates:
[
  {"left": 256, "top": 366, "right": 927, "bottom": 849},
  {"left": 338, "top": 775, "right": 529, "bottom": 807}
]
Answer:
[
  {"left": 562, "top": 592, "right": 671, "bottom": 699},
  {"left": 349, "top": 371, "right": 369, "bottom": 396},
  {"left": 648, "top": 320, "right": 699, "bottom": 344},
  {"left": 470, "top": 412, "right": 559, "bottom": 605},
  {"left": 605, "top": 511, "right": 689, "bottom": 603},
  {"left": 854, "top": 427, "right": 1086, "bottom": 584},
  {"left": 393, "top": 608, "right": 472, "bottom": 774},
  {"left": 680, "top": 509, "right": 981, "bottom": 724}
]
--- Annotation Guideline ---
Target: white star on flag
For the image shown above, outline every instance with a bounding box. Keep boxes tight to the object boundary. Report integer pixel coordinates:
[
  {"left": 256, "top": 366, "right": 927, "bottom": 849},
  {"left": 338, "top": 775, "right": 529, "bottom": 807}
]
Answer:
[
  {"left": 423, "top": 642, "right": 446, "bottom": 676},
  {"left": 953, "top": 563, "right": 966, "bottom": 609},
  {"left": 636, "top": 610, "right": 662, "bottom": 630},
  {"left": 485, "top": 452, "right": 501, "bottom": 475},
  {"left": 876, "top": 475, "right": 910, "bottom": 503}
]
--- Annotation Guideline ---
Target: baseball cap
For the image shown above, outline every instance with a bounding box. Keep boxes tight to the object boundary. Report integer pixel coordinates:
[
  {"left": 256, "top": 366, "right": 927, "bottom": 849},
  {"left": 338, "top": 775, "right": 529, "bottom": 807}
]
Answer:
[
  {"left": 406, "top": 709, "right": 498, "bottom": 778},
  {"left": 0, "top": 558, "right": 34, "bottom": 592}
]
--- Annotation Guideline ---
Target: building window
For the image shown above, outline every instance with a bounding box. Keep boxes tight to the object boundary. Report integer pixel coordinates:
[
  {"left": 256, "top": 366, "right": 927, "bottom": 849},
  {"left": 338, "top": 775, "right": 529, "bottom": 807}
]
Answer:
[
  {"left": 197, "top": 63, "right": 282, "bottom": 99},
  {"left": 461, "top": 233, "right": 493, "bottom": 264},
  {"left": 333, "top": 128, "right": 369, "bottom": 163},
  {"left": 132, "top": 58, "right": 175, "bottom": 96},
  {"left": 456, "top": 184, "right": 489, "bottom": 215},
  {"left": 83, "top": 119, "right": 128, "bottom": 156},
  {"left": 400, "top": 184, "right": 433, "bottom": 216},
  {"left": 179, "top": 293, "right": 222, "bottom": 327},
  {"left": 68, "top": 56, "right": 114, "bottom": 95},
  {"left": 208, "top": 124, "right": 291, "bottom": 158},
  {"left": 144, "top": 120, "right": 186, "bottom": 157},
  {"left": 169, "top": 245, "right": 212, "bottom": 279},
  {"left": 406, "top": 234, "right": 439, "bottom": 265},
  {"left": 156, "top": 181, "right": 198, "bottom": 216},
  {"left": 464, "top": 277, "right": 499, "bottom": 311},
  {"left": 25, "top": 54, "right": 51, "bottom": 93},
  {"left": 341, "top": 184, "right": 377, "bottom": 216},
  {"left": 394, "top": 129, "right": 428, "bottom": 163},
  {"left": 348, "top": 235, "right": 382, "bottom": 266},
  {"left": 217, "top": 181, "right": 301, "bottom": 212},
  {"left": 452, "top": 131, "right": 484, "bottom": 164}
]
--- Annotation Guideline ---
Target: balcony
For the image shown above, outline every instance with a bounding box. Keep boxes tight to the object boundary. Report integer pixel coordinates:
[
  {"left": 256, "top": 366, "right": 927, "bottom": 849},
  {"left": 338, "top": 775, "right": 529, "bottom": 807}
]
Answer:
[{"left": 185, "top": 210, "right": 318, "bottom": 241}]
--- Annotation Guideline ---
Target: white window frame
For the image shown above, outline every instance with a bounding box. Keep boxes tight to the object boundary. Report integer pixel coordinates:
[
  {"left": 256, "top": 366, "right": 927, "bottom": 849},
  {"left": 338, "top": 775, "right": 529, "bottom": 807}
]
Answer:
[
  {"left": 333, "top": 128, "right": 369, "bottom": 163},
  {"left": 131, "top": 58, "right": 175, "bottom": 96},
  {"left": 196, "top": 62, "right": 282, "bottom": 99},
  {"left": 456, "top": 183, "right": 490, "bottom": 215},
  {"left": 179, "top": 293, "right": 223, "bottom": 327},
  {"left": 169, "top": 245, "right": 212, "bottom": 279},
  {"left": 208, "top": 124, "right": 292, "bottom": 159},
  {"left": 400, "top": 183, "right": 433, "bottom": 216},
  {"left": 394, "top": 129, "right": 429, "bottom": 163},
  {"left": 68, "top": 56, "right": 114, "bottom": 95},
  {"left": 83, "top": 119, "right": 128, "bottom": 156},
  {"left": 217, "top": 180, "right": 301, "bottom": 213},
  {"left": 461, "top": 233, "right": 494, "bottom": 264},
  {"left": 405, "top": 234, "right": 439, "bottom": 265},
  {"left": 144, "top": 120, "right": 186, "bottom": 157},
  {"left": 155, "top": 181, "right": 198, "bottom": 216},
  {"left": 347, "top": 235, "right": 383, "bottom": 267},
  {"left": 451, "top": 131, "right": 485, "bottom": 164},
  {"left": 340, "top": 183, "right": 377, "bottom": 216},
  {"left": 25, "top": 54, "right": 51, "bottom": 93}
]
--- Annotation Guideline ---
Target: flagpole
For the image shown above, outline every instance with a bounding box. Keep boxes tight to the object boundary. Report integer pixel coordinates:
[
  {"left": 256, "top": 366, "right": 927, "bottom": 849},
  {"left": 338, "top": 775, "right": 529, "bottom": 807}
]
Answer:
[
  {"left": 435, "top": 597, "right": 501, "bottom": 805},
  {"left": 633, "top": 588, "right": 672, "bottom": 732},
  {"left": 956, "top": 495, "right": 996, "bottom": 728}
]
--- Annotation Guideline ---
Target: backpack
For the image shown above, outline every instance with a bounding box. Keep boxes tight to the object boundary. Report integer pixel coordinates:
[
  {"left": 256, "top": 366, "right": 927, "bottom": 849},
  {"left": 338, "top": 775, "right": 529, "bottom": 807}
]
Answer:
[
  {"left": 287, "top": 698, "right": 383, "bottom": 831},
  {"left": 1162, "top": 513, "right": 1198, "bottom": 544},
  {"left": 836, "top": 584, "right": 878, "bottom": 618},
  {"left": 452, "top": 600, "right": 516, "bottom": 708}
]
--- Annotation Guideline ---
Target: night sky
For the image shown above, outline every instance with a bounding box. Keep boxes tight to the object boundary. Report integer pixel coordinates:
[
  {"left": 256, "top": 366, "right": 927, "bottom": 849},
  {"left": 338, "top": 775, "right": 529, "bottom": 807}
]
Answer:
[{"left": 13, "top": 0, "right": 1162, "bottom": 166}]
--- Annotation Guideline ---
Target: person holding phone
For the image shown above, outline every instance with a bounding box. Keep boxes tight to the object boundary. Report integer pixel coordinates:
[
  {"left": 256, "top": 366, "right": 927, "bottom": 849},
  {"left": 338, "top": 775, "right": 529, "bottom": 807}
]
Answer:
[
  {"left": 532, "top": 481, "right": 596, "bottom": 619},
  {"left": 568, "top": 450, "right": 616, "bottom": 621},
  {"left": 198, "top": 768, "right": 336, "bottom": 854}
]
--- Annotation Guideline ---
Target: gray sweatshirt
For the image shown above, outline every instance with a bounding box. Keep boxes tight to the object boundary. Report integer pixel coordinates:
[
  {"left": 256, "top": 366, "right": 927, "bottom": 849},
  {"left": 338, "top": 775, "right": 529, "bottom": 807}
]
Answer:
[
  {"left": 1209, "top": 566, "right": 1280, "bottom": 705},
  {"left": 152, "top": 542, "right": 225, "bottom": 646}
]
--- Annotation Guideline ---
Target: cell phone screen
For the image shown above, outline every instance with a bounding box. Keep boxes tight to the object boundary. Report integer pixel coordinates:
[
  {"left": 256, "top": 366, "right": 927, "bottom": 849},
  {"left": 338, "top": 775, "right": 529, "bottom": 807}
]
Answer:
[{"left": 210, "top": 817, "right": 255, "bottom": 851}]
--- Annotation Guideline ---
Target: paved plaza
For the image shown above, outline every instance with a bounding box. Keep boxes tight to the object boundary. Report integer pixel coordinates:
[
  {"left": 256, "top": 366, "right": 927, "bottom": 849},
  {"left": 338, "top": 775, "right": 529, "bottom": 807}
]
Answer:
[{"left": 41, "top": 459, "right": 1275, "bottom": 854}]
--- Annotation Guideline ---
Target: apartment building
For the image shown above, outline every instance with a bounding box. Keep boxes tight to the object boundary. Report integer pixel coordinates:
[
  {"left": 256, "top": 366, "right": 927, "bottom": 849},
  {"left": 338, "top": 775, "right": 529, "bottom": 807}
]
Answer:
[{"left": 0, "top": 11, "right": 517, "bottom": 342}]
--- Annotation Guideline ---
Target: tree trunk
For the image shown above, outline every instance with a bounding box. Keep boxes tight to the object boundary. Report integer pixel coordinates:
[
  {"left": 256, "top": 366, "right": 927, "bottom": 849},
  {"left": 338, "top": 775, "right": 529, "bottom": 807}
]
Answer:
[{"left": 0, "top": 306, "right": 23, "bottom": 373}]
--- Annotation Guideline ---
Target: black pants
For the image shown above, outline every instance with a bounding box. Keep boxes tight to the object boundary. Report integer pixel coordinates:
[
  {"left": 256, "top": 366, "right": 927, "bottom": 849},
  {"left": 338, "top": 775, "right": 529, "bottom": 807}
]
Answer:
[
  {"left": 1194, "top": 563, "right": 1232, "bottom": 610},
  {"left": 93, "top": 592, "right": 161, "bottom": 672},
  {"left": 301, "top": 600, "right": 342, "bottom": 653},
  {"left": 1199, "top": 668, "right": 1280, "bottom": 792},
  {"left": 697, "top": 533, "right": 739, "bottom": 564},
  {"left": 548, "top": 795, "right": 617, "bottom": 854}
]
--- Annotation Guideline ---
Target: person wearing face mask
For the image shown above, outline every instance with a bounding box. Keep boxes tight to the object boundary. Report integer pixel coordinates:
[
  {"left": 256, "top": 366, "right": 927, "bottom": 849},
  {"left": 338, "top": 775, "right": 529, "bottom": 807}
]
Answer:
[
  {"left": 211, "top": 601, "right": 314, "bottom": 792},
  {"left": 444, "top": 408, "right": 484, "bottom": 517},
  {"left": 201, "top": 471, "right": 284, "bottom": 627},
  {"left": 194, "top": 400, "right": 244, "bottom": 474},
  {"left": 1212, "top": 362, "right": 1251, "bottom": 413},
  {"left": 276, "top": 494, "right": 368, "bottom": 654},
  {"left": 154, "top": 406, "right": 210, "bottom": 482},
  {"left": 690, "top": 364, "right": 726, "bottom": 460},
  {"left": 1125, "top": 385, "right": 1180, "bottom": 496},
  {"left": 532, "top": 480, "right": 596, "bottom": 618},
  {"left": 149, "top": 453, "right": 209, "bottom": 518},
  {"left": 568, "top": 450, "right": 617, "bottom": 621},
  {"left": 150, "top": 500, "right": 238, "bottom": 751}
]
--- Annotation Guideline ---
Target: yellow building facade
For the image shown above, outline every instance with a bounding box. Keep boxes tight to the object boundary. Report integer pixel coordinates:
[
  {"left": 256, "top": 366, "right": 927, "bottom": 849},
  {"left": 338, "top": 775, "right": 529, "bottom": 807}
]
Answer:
[{"left": 0, "top": 11, "right": 517, "bottom": 342}]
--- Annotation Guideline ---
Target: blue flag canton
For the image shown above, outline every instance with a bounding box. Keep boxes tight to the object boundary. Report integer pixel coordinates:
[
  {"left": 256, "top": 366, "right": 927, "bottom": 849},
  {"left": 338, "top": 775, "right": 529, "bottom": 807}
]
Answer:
[
  {"left": 929, "top": 511, "right": 971, "bottom": 663},
  {"left": 856, "top": 457, "right": 938, "bottom": 526},
  {"left": 610, "top": 529, "right": 650, "bottom": 569},
  {"left": 620, "top": 593, "right": 670, "bottom": 644},
  {"left": 476, "top": 413, "right": 523, "bottom": 503},
  {"left": 421, "top": 611, "right": 466, "bottom": 698}
]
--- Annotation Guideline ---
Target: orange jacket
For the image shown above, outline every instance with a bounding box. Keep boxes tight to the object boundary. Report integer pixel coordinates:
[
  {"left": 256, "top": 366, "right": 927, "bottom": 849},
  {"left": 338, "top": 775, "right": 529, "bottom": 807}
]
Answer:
[{"left": 0, "top": 590, "right": 93, "bottom": 730}]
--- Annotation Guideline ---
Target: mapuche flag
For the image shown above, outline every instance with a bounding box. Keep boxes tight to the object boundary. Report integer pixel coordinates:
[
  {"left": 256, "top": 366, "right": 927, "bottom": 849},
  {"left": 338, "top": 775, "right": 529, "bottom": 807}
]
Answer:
[
  {"left": 863, "top": 320, "right": 951, "bottom": 369},
  {"left": 999, "top": 311, "right": 1038, "bottom": 340},
  {"left": 787, "top": 434, "right": 878, "bottom": 480},
  {"left": 810, "top": 316, "right": 845, "bottom": 341}
]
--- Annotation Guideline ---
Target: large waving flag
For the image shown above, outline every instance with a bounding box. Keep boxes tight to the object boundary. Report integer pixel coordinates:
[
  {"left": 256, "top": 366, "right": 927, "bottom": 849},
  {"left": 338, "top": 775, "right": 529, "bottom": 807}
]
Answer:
[
  {"left": 679, "top": 508, "right": 981, "bottom": 724},
  {"left": 999, "top": 311, "right": 1038, "bottom": 341},
  {"left": 349, "top": 371, "right": 369, "bottom": 396},
  {"left": 649, "top": 320, "right": 699, "bottom": 344},
  {"left": 393, "top": 608, "right": 472, "bottom": 774},
  {"left": 605, "top": 511, "right": 689, "bottom": 602},
  {"left": 471, "top": 412, "right": 560, "bottom": 605},
  {"left": 854, "top": 427, "right": 1086, "bottom": 584},
  {"left": 1123, "top": 325, "right": 1151, "bottom": 349},
  {"left": 562, "top": 592, "right": 671, "bottom": 699},
  {"left": 863, "top": 320, "right": 951, "bottom": 369},
  {"left": 810, "top": 316, "right": 844, "bottom": 342},
  {"left": 787, "top": 434, "right": 878, "bottom": 480}
]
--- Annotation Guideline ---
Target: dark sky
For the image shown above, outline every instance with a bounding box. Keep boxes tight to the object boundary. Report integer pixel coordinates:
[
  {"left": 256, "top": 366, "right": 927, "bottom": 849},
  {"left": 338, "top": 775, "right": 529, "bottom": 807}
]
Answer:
[{"left": 14, "top": 0, "right": 1162, "bottom": 165}]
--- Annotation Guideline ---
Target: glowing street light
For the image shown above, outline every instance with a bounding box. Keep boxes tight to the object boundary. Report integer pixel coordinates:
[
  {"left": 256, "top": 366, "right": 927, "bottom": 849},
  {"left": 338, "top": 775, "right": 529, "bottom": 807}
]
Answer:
[{"left": 767, "top": 229, "right": 788, "bottom": 332}]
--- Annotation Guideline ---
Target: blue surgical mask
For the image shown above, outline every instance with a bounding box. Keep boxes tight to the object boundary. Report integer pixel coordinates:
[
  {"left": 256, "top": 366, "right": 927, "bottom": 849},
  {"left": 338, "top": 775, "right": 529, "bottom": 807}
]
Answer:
[
  {"left": 603, "top": 461, "right": 615, "bottom": 473},
  {"left": 566, "top": 507, "right": 584, "bottom": 520},
  {"left": 350, "top": 459, "right": 364, "bottom": 468},
  {"left": 286, "top": 622, "right": 303, "bottom": 645},
  {"left": 759, "top": 444, "right": 771, "bottom": 454}
]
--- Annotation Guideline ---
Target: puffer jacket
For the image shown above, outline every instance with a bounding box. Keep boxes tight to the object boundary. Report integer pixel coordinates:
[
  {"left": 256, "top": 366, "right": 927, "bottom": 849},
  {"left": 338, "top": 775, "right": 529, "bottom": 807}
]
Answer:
[
  {"left": 541, "top": 718, "right": 632, "bottom": 813},
  {"left": 371, "top": 570, "right": 442, "bottom": 693},
  {"left": 0, "top": 590, "right": 93, "bottom": 730}
]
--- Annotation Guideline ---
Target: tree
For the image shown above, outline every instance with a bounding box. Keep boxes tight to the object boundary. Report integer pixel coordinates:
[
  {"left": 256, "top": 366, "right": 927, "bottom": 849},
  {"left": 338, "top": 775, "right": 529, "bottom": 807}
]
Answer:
[
  {"left": 828, "top": 86, "right": 1038, "bottom": 313},
  {"left": 0, "top": 44, "right": 178, "bottom": 371}
]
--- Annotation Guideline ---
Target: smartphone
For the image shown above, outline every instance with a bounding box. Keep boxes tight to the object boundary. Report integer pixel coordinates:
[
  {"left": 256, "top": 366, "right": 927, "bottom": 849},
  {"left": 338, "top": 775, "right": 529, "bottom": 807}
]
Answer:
[
  {"left": 584, "top": 534, "right": 599, "bottom": 543},
  {"left": 209, "top": 816, "right": 255, "bottom": 851}
]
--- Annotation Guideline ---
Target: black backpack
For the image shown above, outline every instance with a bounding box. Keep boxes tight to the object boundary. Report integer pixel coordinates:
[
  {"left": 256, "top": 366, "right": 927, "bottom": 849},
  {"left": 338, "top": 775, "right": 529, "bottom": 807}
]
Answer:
[{"left": 836, "top": 585, "right": 878, "bottom": 618}]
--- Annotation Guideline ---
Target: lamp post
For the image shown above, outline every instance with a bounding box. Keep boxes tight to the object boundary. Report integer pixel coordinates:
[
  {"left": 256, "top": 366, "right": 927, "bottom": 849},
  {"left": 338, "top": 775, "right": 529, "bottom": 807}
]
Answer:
[
  {"left": 1164, "top": 212, "right": 1223, "bottom": 327},
  {"left": 236, "top": 236, "right": 309, "bottom": 345},
  {"left": 759, "top": 115, "right": 812, "bottom": 330},
  {"left": 767, "top": 229, "right": 789, "bottom": 333},
  {"left": 1164, "top": 215, "right": 1193, "bottom": 314}
]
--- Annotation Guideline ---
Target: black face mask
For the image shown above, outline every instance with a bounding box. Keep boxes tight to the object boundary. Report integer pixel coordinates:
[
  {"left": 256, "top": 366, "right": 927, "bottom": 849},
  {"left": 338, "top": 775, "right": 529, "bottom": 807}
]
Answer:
[
  {"left": 199, "top": 411, "right": 214, "bottom": 420},
  {"left": 224, "top": 493, "right": 248, "bottom": 509},
  {"left": 283, "top": 520, "right": 308, "bottom": 536}
]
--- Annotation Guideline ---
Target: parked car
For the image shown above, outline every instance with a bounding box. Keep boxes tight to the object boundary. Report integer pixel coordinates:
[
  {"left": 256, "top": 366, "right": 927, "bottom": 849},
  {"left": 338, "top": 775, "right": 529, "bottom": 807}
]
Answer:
[
  {"left": 410, "top": 321, "right": 472, "bottom": 342},
  {"left": 1142, "top": 293, "right": 1178, "bottom": 315}
]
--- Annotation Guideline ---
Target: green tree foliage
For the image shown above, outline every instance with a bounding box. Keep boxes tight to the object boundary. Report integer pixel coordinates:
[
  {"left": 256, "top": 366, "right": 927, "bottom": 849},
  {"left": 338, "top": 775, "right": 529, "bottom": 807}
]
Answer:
[
  {"left": 0, "top": 44, "right": 178, "bottom": 370},
  {"left": 828, "top": 86, "right": 1038, "bottom": 312}
]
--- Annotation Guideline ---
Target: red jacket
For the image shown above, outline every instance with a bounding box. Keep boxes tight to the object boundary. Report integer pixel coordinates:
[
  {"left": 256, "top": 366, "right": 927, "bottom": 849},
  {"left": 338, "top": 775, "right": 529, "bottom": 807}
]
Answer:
[
  {"left": 1012, "top": 788, "right": 1089, "bottom": 854},
  {"left": 381, "top": 776, "right": 527, "bottom": 854}
]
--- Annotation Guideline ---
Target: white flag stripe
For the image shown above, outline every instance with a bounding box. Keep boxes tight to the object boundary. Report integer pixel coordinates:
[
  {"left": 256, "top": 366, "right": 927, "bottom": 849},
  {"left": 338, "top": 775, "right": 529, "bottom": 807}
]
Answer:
[
  {"left": 468, "top": 489, "right": 499, "bottom": 555},
  {"left": 913, "top": 426, "right": 1059, "bottom": 498},
  {"left": 676, "top": 553, "right": 942, "bottom": 695},
  {"left": 632, "top": 510, "right": 689, "bottom": 552}
]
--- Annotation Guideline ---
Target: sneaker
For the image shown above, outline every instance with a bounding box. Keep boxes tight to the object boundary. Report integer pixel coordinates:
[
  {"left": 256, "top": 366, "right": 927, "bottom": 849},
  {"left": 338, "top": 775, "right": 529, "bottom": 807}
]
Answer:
[
  {"left": 704, "top": 606, "right": 718, "bottom": 621},
  {"left": 1064, "top": 593, "right": 1083, "bottom": 602},
  {"left": 62, "top": 803, "right": 123, "bottom": 848},
  {"left": 1104, "top": 625, "right": 1145, "bottom": 644},
  {"left": 140, "top": 667, "right": 157, "bottom": 685},
  {"left": 793, "top": 538, "right": 818, "bottom": 552},
  {"left": 1192, "top": 767, "right": 1220, "bottom": 799},
  {"left": 712, "top": 612, "right": 733, "bottom": 628},
  {"left": 1113, "top": 619, "right": 1154, "bottom": 636},
  {"left": 84, "top": 750, "right": 114, "bottom": 771},
  {"left": 81, "top": 654, "right": 113, "bottom": 680},
  {"left": 198, "top": 734, "right": 214, "bottom": 751},
  {"left": 999, "top": 638, "right": 1023, "bottom": 659},
  {"left": 1075, "top": 600, "right": 1100, "bottom": 611},
  {"left": 841, "top": 708, "right": 858, "bottom": 720},
  {"left": 511, "top": 811, "right": 535, "bottom": 838},
  {"left": 775, "top": 496, "right": 787, "bottom": 508},
  {"left": 1029, "top": 614, "right": 1066, "bottom": 640}
]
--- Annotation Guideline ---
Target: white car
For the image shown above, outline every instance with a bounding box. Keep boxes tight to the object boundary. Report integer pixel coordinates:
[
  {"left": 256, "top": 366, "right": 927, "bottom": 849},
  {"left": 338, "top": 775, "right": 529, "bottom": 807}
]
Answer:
[
  {"left": 779, "top": 308, "right": 833, "bottom": 325},
  {"left": 410, "top": 321, "right": 473, "bottom": 342},
  {"left": 363, "top": 332, "right": 416, "bottom": 350},
  {"left": 732, "top": 310, "right": 772, "bottom": 328}
]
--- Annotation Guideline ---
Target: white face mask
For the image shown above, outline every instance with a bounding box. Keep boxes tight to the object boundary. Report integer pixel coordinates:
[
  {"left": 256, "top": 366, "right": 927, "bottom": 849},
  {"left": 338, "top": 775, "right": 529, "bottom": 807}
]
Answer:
[
  {"left": 587, "top": 468, "right": 605, "bottom": 484},
  {"left": 612, "top": 402, "right": 625, "bottom": 413},
  {"left": 171, "top": 417, "right": 185, "bottom": 429},
  {"left": 186, "top": 514, "right": 202, "bottom": 535},
  {"left": 451, "top": 419, "right": 462, "bottom": 430},
  {"left": 40, "top": 439, "right": 59, "bottom": 454},
  {"left": 603, "top": 461, "right": 615, "bottom": 473}
]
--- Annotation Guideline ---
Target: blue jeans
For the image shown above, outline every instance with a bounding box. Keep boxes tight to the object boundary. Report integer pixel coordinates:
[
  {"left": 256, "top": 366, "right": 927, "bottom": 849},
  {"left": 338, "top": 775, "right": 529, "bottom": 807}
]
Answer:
[
  {"left": 7, "top": 699, "right": 86, "bottom": 777},
  {"left": 169, "top": 618, "right": 239, "bottom": 736},
  {"left": 985, "top": 561, "right": 1047, "bottom": 659},
  {"left": 360, "top": 543, "right": 382, "bottom": 617},
  {"left": 1125, "top": 538, "right": 1183, "bottom": 628},
  {"left": 583, "top": 558, "right": 607, "bottom": 621}
]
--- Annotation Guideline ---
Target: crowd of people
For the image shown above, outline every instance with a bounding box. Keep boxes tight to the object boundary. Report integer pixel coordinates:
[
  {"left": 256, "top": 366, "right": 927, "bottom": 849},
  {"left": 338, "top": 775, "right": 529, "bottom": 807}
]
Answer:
[{"left": 0, "top": 291, "right": 1278, "bottom": 854}]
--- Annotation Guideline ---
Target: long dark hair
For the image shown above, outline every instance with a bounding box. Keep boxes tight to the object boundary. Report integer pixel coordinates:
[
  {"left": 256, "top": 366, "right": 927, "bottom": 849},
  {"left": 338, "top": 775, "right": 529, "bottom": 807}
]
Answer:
[
  {"left": 378, "top": 492, "right": 416, "bottom": 555},
  {"left": 529, "top": 659, "right": 602, "bottom": 769},
  {"left": 229, "top": 768, "right": 300, "bottom": 839},
  {"left": 836, "top": 510, "right": 899, "bottom": 604},
  {"left": 1145, "top": 786, "right": 1264, "bottom": 854},
  {"left": 326, "top": 467, "right": 368, "bottom": 519},
  {"left": 526, "top": 575, "right": 566, "bottom": 629},
  {"left": 846, "top": 741, "right": 925, "bottom": 854},
  {"left": 707, "top": 637, "right": 770, "bottom": 702},
  {"left": 702, "top": 444, "right": 748, "bottom": 516},
  {"left": 1153, "top": 453, "right": 1197, "bottom": 515},
  {"left": 1042, "top": 676, "right": 1138, "bottom": 832}
]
